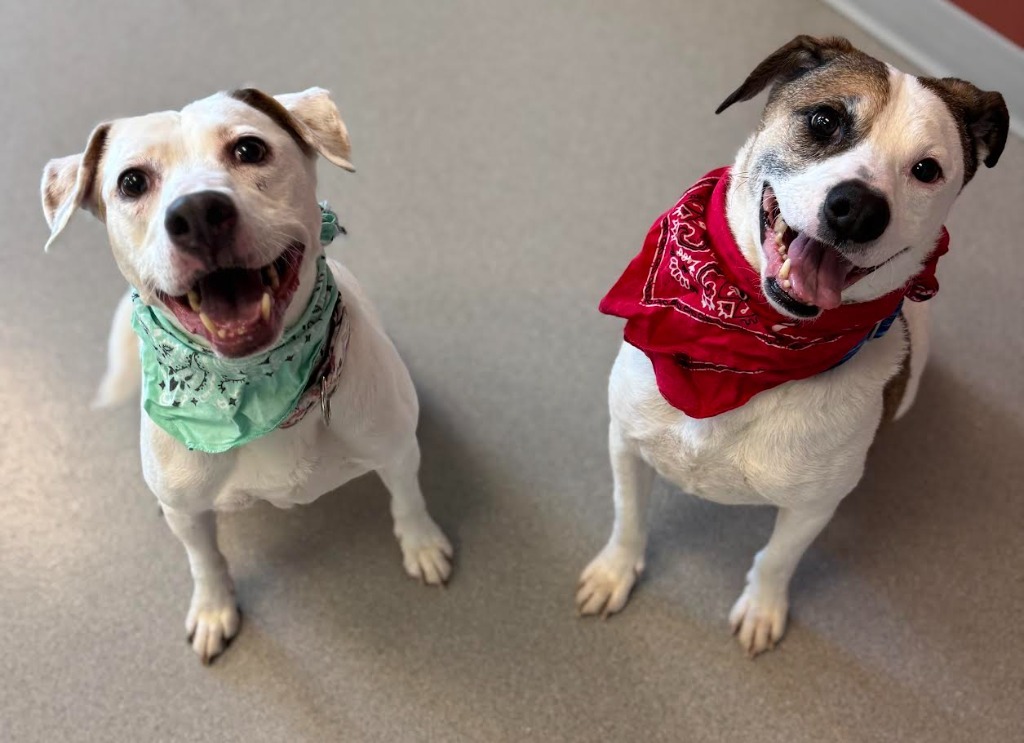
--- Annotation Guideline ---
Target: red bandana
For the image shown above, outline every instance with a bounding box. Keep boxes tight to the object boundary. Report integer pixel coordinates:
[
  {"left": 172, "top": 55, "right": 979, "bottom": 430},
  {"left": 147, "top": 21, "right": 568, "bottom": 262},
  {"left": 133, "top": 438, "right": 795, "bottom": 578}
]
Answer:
[{"left": 599, "top": 168, "right": 948, "bottom": 418}]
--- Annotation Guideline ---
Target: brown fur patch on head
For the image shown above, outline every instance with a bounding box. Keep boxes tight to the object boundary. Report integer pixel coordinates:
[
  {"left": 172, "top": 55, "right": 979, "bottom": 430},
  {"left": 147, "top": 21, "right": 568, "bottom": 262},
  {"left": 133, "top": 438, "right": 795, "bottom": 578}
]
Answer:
[
  {"left": 717, "top": 36, "right": 877, "bottom": 113},
  {"left": 717, "top": 36, "right": 891, "bottom": 169},
  {"left": 230, "top": 87, "right": 354, "bottom": 171},
  {"left": 761, "top": 48, "right": 890, "bottom": 128},
  {"left": 916, "top": 77, "right": 1009, "bottom": 186},
  {"left": 229, "top": 88, "right": 314, "bottom": 157}
]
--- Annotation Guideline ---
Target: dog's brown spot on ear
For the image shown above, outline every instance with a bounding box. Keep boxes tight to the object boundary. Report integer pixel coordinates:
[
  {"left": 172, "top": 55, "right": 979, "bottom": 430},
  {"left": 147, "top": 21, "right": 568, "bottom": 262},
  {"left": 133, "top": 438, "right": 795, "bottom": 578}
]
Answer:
[
  {"left": 917, "top": 77, "right": 1009, "bottom": 186},
  {"left": 41, "top": 122, "right": 111, "bottom": 248},
  {"left": 41, "top": 155, "right": 80, "bottom": 228},
  {"left": 78, "top": 124, "right": 111, "bottom": 219},
  {"left": 42, "top": 174, "right": 64, "bottom": 214},
  {"left": 42, "top": 168, "right": 69, "bottom": 219},
  {"left": 229, "top": 88, "right": 315, "bottom": 157},
  {"left": 716, "top": 35, "right": 856, "bottom": 114}
]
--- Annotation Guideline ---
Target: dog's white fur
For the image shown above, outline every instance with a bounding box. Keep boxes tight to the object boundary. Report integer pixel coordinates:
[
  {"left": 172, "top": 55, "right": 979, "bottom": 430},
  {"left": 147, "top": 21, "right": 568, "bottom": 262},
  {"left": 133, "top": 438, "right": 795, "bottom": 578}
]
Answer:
[
  {"left": 42, "top": 89, "right": 452, "bottom": 663},
  {"left": 578, "top": 55, "right": 999, "bottom": 654}
]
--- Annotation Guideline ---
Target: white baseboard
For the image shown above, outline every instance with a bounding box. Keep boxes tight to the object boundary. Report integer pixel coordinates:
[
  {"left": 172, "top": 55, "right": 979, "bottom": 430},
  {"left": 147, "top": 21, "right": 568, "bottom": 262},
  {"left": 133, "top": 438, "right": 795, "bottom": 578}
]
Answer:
[{"left": 824, "top": 0, "right": 1024, "bottom": 139}]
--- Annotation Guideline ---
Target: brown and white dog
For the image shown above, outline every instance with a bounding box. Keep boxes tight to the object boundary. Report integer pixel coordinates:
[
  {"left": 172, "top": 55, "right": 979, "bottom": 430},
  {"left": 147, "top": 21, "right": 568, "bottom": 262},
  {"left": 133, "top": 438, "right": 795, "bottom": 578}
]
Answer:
[
  {"left": 41, "top": 88, "right": 453, "bottom": 663},
  {"left": 577, "top": 36, "right": 1008, "bottom": 655}
]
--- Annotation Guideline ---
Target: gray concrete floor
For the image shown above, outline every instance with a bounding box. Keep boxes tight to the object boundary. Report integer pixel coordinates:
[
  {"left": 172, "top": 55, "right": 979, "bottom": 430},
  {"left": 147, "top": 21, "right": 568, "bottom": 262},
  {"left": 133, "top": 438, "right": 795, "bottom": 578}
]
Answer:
[{"left": 2, "top": 1, "right": 1022, "bottom": 741}]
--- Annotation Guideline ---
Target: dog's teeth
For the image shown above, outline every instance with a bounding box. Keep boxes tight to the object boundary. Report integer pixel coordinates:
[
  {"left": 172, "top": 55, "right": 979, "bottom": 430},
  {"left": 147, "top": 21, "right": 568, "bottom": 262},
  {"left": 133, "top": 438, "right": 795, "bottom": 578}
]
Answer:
[
  {"left": 779, "top": 257, "right": 792, "bottom": 280},
  {"left": 199, "top": 312, "right": 217, "bottom": 335},
  {"left": 267, "top": 265, "right": 280, "bottom": 291},
  {"left": 187, "top": 290, "right": 201, "bottom": 312},
  {"left": 217, "top": 328, "right": 227, "bottom": 339},
  {"left": 261, "top": 292, "right": 272, "bottom": 321},
  {"left": 782, "top": 279, "right": 792, "bottom": 290}
]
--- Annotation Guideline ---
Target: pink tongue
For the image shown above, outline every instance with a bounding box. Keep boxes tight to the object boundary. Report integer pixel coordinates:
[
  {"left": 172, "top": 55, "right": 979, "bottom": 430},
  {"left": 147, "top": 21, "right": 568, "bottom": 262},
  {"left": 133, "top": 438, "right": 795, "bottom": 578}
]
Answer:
[
  {"left": 786, "top": 234, "right": 850, "bottom": 310},
  {"left": 198, "top": 268, "right": 264, "bottom": 325}
]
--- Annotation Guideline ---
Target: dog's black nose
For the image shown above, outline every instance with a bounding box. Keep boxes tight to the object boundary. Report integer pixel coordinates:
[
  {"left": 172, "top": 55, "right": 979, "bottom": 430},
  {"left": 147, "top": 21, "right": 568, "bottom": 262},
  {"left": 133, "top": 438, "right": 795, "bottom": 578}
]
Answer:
[
  {"left": 823, "top": 180, "right": 890, "bottom": 244},
  {"left": 164, "top": 191, "right": 238, "bottom": 257}
]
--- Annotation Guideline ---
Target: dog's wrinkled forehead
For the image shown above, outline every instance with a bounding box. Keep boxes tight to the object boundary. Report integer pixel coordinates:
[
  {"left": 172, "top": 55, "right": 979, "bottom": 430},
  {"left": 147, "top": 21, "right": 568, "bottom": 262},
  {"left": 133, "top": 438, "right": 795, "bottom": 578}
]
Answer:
[{"left": 100, "top": 94, "right": 305, "bottom": 185}]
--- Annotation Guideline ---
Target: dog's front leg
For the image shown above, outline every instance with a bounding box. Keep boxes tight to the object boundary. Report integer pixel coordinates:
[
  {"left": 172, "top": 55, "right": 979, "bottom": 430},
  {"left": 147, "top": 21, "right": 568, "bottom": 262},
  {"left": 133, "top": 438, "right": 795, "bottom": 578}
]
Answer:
[
  {"left": 577, "top": 421, "right": 654, "bottom": 617},
  {"left": 162, "top": 507, "right": 240, "bottom": 664},
  {"left": 377, "top": 441, "right": 453, "bottom": 585},
  {"left": 730, "top": 504, "right": 836, "bottom": 657}
]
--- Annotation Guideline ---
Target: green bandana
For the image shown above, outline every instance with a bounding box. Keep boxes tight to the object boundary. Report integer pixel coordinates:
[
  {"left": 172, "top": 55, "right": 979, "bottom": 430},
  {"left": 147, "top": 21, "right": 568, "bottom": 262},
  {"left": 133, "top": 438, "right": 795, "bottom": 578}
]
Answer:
[{"left": 131, "top": 204, "right": 345, "bottom": 453}]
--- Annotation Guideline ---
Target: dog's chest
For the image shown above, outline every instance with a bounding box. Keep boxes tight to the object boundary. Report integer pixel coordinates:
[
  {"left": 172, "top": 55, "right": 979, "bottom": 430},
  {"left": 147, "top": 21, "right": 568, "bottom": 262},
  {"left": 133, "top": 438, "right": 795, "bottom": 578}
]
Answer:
[
  {"left": 611, "top": 338, "right": 899, "bottom": 508},
  {"left": 631, "top": 410, "right": 769, "bottom": 506},
  {"left": 213, "top": 415, "right": 370, "bottom": 510}
]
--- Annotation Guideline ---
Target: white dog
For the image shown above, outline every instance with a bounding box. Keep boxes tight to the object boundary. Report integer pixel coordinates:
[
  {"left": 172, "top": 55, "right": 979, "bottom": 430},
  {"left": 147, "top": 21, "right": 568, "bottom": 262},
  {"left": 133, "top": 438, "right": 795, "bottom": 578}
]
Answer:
[
  {"left": 578, "top": 36, "right": 1007, "bottom": 655},
  {"left": 42, "top": 88, "right": 453, "bottom": 663}
]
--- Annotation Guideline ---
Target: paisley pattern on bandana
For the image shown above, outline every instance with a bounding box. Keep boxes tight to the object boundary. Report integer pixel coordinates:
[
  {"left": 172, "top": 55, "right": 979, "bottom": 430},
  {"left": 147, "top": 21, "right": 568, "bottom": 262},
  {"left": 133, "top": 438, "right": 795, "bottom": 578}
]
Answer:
[{"left": 599, "top": 168, "right": 948, "bottom": 418}]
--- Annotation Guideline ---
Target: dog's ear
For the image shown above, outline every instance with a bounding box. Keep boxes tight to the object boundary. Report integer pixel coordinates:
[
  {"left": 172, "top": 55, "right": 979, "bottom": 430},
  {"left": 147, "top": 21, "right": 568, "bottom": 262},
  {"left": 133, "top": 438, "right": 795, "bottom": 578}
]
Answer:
[
  {"left": 231, "top": 87, "right": 355, "bottom": 172},
  {"left": 919, "top": 77, "right": 1009, "bottom": 177},
  {"left": 41, "top": 122, "right": 111, "bottom": 251},
  {"left": 715, "top": 35, "right": 854, "bottom": 114},
  {"left": 275, "top": 88, "right": 354, "bottom": 171}
]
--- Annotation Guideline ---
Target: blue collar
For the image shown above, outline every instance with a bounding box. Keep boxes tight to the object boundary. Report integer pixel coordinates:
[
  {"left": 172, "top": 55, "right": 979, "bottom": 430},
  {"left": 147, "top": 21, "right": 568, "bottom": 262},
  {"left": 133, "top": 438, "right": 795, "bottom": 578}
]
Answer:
[{"left": 832, "top": 299, "right": 904, "bottom": 368}]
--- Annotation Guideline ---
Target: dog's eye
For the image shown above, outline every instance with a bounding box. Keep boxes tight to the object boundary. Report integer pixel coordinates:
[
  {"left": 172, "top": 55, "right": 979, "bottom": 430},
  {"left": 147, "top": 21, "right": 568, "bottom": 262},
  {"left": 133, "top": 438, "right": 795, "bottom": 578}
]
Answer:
[
  {"left": 808, "top": 107, "right": 841, "bottom": 139},
  {"left": 118, "top": 169, "right": 149, "bottom": 198},
  {"left": 234, "top": 137, "right": 268, "bottom": 164},
  {"left": 911, "top": 158, "right": 942, "bottom": 184}
]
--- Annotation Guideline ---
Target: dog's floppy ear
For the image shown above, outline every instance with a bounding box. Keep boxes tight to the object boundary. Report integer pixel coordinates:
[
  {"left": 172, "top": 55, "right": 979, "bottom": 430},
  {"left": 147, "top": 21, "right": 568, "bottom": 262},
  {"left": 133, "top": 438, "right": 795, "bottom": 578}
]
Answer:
[
  {"left": 919, "top": 77, "right": 1009, "bottom": 178},
  {"left": 231, "top": 87, "right": 355, "bottom": 172},
  {"left": 715, "top": 35, "right": 854, "bottom": 114},
  {"left": 41, "top": 122, "right": 111, "bottom": 251},
  {"left": 275, "top": 88, "right": 355, "bottom": 171}
]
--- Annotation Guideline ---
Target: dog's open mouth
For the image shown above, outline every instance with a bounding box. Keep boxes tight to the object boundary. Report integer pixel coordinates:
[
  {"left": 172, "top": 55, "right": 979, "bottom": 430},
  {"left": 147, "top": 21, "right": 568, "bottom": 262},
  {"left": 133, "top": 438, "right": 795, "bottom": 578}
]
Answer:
[
  {"left": 159, "top": 243, "right": 305, "bottom": 358},
  {"left": 760, "top": 185, "right": 874, "bottom": 318}
]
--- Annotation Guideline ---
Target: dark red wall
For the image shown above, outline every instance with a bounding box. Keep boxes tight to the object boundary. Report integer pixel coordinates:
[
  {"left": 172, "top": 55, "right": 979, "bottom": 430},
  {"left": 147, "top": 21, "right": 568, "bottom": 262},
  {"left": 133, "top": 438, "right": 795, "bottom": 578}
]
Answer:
[{"left": 951, "top": 0, "right": 1024, "bottom": 48}]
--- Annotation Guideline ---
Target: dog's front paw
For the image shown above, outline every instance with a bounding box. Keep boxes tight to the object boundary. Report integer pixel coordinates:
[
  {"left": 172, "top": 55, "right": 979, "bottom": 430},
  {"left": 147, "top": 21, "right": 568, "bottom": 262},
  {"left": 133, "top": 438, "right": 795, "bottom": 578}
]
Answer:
[
  {"left": 394, "top": 514, "right": 453, "bottom": 585},
  {"left": 576, "top": 546, "right": 644, "bottom": 618},
  {"left": 729, "top": 585, "right": 788, "bottom": 657},
  {"left": 185, "top": 586, "right": 241, "bottom": 665}
]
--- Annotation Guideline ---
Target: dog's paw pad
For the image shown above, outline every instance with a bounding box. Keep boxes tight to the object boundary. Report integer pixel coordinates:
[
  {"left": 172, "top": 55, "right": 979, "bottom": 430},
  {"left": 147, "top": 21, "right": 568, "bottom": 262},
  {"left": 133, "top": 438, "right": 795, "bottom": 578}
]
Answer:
[
  {"left": 729, "top": 587, "right": 787, "bottom": 657},
  {"left": 395, "top": 516, "right": 453, "bottom": 586},
  {"left": 576, "top": 547, "right": 644, "bottom": 618},
  {"left": 186, "top": 596, "right": 241, "bottom": 665}
]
